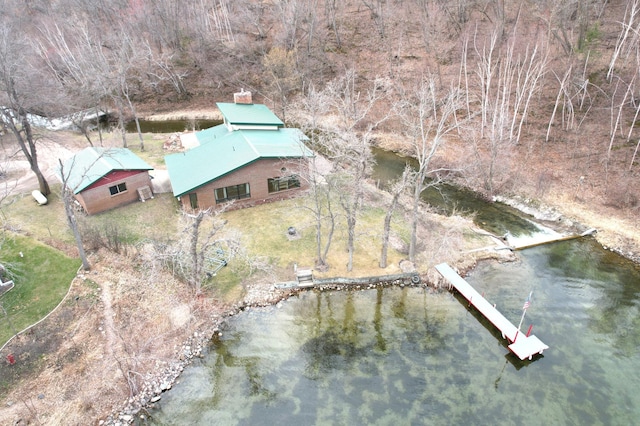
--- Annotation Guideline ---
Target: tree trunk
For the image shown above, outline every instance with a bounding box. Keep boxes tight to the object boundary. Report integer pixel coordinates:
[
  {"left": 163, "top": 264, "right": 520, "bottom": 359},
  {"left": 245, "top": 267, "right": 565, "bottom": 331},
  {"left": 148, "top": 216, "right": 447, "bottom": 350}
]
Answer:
[
  {"left": 32, "top": 164, "right": 51, "bottom": 197},
  {"left": 380, "top": 191, "right": 401, "bottom": 268},
  {"left": 124, "top": 87, "right": 144, "bottom": 151},
  {"left": 346, "top": 213, "right": 355, "bottom": 272},
  {"left": 1, "top": 109, "right": 51, "bottom": 196},
  {"left": 313, "top": 182, "right": 327, "bottom": 268},
  {"left": 64, "top": 194, "right": 91, "bottom": 270},
  {"left": 22, "top": 117, "right": 51, "bottom": 196},
  {"left": 113, "top": 96, "right": 128, "bottom": 148},
  {"left": 409, "top": 187, "right": 420, "bottom": 263},
  {"left": 380, "top": 166, "right": 411, "bottom": 268},
  {"left": 59, "top": 160, "right": 90, "bottom": 270},
  {"left": 96, "top": 106, "right": 104, "bottom": 146},
  {"left": 188, "top": 211, "right": 205, "bottom": 294},
  {"left": 409, "top": 162, "right": 428, "bottom": 263}
]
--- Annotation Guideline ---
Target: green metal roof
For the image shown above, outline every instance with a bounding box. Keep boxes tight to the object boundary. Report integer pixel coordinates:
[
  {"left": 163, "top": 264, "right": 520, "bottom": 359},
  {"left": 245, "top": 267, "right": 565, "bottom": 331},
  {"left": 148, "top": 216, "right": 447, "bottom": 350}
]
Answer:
[
  {"left": 216, "top": 102, "right": 284, "bottom": 127},
  {"left": 165, "top": 124, "right": 312, "bottom": 197},
  {"left": 59, "top": 147, "right": 152, "bottom": 194}
]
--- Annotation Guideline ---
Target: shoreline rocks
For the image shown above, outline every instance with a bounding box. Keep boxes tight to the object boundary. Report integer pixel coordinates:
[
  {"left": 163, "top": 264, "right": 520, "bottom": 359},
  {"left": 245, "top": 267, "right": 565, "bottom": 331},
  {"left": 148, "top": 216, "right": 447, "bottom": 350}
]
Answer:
[
  {"left": 101, "top": 275, "right": 444, "bottom": 424},
  {"left": 101, "top": 195, "right": 638, "bottom": 425}
]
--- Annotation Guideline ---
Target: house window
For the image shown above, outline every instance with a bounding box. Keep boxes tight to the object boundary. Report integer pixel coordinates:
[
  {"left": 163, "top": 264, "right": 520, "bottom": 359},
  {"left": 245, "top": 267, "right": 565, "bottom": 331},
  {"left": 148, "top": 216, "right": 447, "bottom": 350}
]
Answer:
[
  {"left": 189, "top": 193, "right": 198, "bottom": 209},
  {"left": 268, "top": 175, "right": 300, "bottom": 193},
  {"left": 109, "top": 182, "right": 127, "bottom": 196},
  {"left": 215, "top": 183, "right": 250, "bottom": 203}
]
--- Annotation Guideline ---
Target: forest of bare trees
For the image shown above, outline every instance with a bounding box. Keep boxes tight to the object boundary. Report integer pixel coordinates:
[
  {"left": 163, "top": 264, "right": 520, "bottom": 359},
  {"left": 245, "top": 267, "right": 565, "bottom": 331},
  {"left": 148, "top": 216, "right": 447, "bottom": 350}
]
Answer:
[
  {"left": 2, "top": 2, "right": 640, "bottom": 422},
  {"left": 1, "top": 0, "right": 638, "bottom": 219}
]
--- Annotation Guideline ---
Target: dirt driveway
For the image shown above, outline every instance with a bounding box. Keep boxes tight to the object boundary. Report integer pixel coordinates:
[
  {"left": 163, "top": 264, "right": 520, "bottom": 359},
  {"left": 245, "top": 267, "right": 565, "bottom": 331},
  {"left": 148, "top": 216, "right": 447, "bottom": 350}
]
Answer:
[
  {"left": 0, "top": 135, "right": 77, "bottom": 199},
  {"left": 0, "top": 132, "right": 173, "bottom": 199}
]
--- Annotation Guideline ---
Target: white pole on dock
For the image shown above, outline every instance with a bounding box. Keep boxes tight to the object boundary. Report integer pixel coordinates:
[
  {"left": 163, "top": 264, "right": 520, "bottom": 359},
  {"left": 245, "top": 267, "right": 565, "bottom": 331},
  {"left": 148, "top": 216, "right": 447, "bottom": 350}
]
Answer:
[{"left": 514, "top": 291, "right": 532, "bottom": 342}]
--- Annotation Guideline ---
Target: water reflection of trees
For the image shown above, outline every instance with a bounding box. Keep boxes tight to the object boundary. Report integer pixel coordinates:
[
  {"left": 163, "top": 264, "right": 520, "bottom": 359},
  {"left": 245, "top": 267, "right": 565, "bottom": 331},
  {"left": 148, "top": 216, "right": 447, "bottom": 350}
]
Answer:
[
  {"left": 301, "top": 292, "right": 371, "bottom": 378},
  {"left": 209, "top": 330, "right": 277, "bottom": 405},
  {"left": 298, "top": 288, "right": 449, "bottom": 380}
]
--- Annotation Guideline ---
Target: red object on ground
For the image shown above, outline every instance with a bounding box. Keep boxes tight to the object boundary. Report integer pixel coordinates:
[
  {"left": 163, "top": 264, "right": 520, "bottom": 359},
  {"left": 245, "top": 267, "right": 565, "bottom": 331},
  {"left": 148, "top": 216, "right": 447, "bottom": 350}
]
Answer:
[{"left": 6, "top": 354, "right": 15, "bottom": 365}]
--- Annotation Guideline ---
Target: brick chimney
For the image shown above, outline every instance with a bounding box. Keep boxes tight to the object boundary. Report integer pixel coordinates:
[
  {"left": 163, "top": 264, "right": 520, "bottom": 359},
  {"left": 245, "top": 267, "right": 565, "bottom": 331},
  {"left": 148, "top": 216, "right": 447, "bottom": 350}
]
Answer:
[{"left": 233, "top": 89, "right": 253, "bottom": 104}]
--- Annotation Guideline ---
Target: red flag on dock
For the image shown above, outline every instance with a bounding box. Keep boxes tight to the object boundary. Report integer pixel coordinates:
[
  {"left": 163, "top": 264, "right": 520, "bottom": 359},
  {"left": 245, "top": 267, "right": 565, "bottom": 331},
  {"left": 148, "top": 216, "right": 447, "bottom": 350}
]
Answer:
[{"left": 523, "top": 292, "right": 532, "bottom": 310}]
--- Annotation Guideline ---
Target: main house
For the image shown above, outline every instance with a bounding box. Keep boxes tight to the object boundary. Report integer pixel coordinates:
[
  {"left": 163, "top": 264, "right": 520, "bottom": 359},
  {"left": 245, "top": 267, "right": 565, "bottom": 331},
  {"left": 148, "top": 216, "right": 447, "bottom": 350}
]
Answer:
[
  {"left": 60, "top": 147, "right": 153, "bottom": 215},
  {"left": 165, "top": 91, "right": 313, "bottom": 210}
]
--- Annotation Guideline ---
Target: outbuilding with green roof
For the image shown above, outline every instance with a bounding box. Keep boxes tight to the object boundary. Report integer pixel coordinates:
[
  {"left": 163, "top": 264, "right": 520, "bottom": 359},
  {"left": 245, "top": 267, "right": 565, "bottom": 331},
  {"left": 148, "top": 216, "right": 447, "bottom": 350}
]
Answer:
[{"left": 59, "top": 147, "right": 153, "bottom": 214}]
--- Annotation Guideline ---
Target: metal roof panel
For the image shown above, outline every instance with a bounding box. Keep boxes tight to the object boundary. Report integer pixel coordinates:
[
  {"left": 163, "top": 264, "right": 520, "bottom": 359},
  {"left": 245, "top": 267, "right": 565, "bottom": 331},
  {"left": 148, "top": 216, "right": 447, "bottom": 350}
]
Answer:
[
  {"left": 166, "top": 128, "right": 311, "bottom": 197},
  {"left": 60, "top": 147, "right": 152, "bottom": 194},
  {"left": 216, "top": 102, "right": 284, "bottom": 126}
]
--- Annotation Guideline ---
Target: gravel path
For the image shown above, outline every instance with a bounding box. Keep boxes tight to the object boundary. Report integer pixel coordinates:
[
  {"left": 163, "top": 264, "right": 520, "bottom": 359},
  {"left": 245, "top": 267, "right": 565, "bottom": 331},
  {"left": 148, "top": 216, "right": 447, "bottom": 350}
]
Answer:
[{"left": 1, "top": 138, "right": 75, "bottom": 198}]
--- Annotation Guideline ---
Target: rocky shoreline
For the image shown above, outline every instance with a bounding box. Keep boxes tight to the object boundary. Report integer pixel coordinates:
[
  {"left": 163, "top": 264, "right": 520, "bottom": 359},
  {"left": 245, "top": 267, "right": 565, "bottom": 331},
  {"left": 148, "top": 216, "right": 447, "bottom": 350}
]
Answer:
[
  {"left": 100, "top": 277, "right": 440, "bottom": 425},
  {"left": 495, "top": 194, "right": 640, "bottom": 264},
  {"left": 100, "top": 194, "right": 638, "bottom": 425}
]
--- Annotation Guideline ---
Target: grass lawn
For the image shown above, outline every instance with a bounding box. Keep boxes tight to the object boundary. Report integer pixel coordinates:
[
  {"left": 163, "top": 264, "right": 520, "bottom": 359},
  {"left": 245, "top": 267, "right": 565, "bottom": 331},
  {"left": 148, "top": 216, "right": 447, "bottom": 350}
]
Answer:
[
  {"left": 222, "top": 196, "right": 410, "bottom": 279},
  {"left": 1, "top": 178, "right": 410, "bottom": 308},
  {"left": 202, "top": 197, "right": 409, "bottom": 302},
  {"left": 77, "top": 192, "right": 181, "bottom": 245},
  {"left": 125, "top": 134, "right": 168, "bottom": 167},
  {"left": 2, "top": 188, "right": 75, "bottom": 246},
  {"left": 0, "top": 233, "right": 81, "bottom": 348},
  {"left": 3, "top": 186, "right": 181, "bottom": 248}
]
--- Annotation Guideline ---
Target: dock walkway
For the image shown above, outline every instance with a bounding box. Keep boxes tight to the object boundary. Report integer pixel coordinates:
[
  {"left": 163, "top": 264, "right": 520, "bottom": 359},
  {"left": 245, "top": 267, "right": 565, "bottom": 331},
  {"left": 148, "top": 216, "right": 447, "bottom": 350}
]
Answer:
[{"left": 435, "top": 263, "right": 548, "bottom": 360}]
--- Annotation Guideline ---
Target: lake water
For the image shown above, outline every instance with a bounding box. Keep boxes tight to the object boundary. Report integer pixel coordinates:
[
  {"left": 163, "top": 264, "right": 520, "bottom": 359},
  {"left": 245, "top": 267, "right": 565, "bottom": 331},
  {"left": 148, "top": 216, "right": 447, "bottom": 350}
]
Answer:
[
  {"left": 149, "top": 238, "right": 640, "bottom": 425},
  {"left": 132, "top": 125, "right": 639, "bottom": 424},
  {"left": 125, "top": 119, "right": 221, "bottom": 133},
  {"left": 371, "top": 148, "right": 540, "bottom": 237}
]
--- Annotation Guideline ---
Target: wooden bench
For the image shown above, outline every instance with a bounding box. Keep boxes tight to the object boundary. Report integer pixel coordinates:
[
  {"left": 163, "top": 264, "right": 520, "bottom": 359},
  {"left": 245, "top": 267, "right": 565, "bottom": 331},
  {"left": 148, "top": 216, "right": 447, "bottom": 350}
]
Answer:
[{"left": 296, "top": 269, "right": 314, "bottom": 286}]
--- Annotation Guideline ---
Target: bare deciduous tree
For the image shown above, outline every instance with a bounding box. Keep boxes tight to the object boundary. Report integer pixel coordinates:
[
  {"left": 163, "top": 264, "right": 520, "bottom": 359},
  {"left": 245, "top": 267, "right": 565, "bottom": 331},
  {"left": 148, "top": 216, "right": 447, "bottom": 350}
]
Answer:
[
  {"left": 180, "top": 208, "right": 230, "bottom": 295},
  {"left": 0, "top": 22, "right": 51, "bottom": 196},
  {"left": 289, "top": 85, "right": 335, "bottom": 269},
  {"left": 263, "top": 47, "right": 301, "bottom": 121},
  {"left": 325, "top": 0, "right": 343, "bottom": 49},
  {"left": 37, "top": 18, "right": 149, "bottom": 150},
  {"left": 396, "top": 77, "right": 463, "bottom": 262},
  {"left": 380, "top": 165, "right": 412, "bottom": 268},
  {"left": 322, "top": 70, "right": 388, "bottom": 271},
  {"left": 415, "top": 0, "right": 464, "bottom": 85},
  {"left": 361, "top": 0, "right": 387, "bottom": 39},
  {"left": 274, "top": 0, "right": 304, "bottom": 50},
  {"left": 330, "top": 131, "right": 374, "bottom": 272},
  {"left": 607, "top": 0, "right": 640, "bottom": 81},
  {"left": 304, "top": 156, "right": 338, "bottom": 270},
  {"left": 543, "top": 0, "right": 593, "bottom": 55},
  {"left": 58, "top": 158, "right": 91, "bottom": 270},
  {"left": 471, "top": 30, "right": 548, "bottom": 192},
  {"left": 293, "top": 71, "right": 388, "bottom": 271}
]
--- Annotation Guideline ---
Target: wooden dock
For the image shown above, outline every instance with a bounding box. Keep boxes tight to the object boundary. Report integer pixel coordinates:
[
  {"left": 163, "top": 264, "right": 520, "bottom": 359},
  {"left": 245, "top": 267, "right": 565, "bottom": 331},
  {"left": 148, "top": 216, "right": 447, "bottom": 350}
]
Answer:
[
  {"left": 511, "top": 228, "right": 597, "bottom": 251},
  {"left": 435, "top": 263, "right": 548, "bottom": 361}
]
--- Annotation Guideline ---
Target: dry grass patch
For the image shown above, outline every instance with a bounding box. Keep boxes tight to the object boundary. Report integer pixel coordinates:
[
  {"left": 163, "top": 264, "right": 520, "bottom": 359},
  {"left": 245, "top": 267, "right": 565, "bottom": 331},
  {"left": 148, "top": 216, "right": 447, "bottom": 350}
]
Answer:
[
  {"left": 2, "top": 188, "right": 181, "bottom": 249},
  {"left": 2, "top": 187, "right": 74, "bottom": 246},
  {"left": 79, "top": 193, "right": 180, "bottom": 246},
  {"left": 223, "top": 194, "right": 419, "bottom": 279},
  {"left": 125, "top": 134, "right": 169, "bottom": 168}
]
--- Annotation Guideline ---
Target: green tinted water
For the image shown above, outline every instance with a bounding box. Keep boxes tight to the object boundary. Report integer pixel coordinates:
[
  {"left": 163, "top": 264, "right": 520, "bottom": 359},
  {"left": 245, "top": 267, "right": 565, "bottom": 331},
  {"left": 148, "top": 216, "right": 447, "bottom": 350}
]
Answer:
[
  {"left": 150, "top": 239, "right": 640, "bottom": 425},
  {"left": 371, "top": 147, "right": 539, "bottom": 237},
  {"left": 124, "top": 119, "right": 221, "bottom": 133}
]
